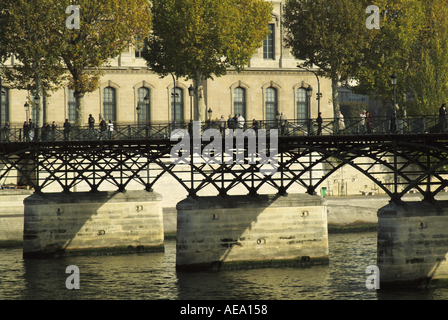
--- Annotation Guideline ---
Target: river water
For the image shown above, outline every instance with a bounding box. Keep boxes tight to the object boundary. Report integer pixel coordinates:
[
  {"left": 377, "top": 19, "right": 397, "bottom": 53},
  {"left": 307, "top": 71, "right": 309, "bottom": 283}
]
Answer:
[{"left": 1, "top": 232, "right": 447, "bottom": 300}]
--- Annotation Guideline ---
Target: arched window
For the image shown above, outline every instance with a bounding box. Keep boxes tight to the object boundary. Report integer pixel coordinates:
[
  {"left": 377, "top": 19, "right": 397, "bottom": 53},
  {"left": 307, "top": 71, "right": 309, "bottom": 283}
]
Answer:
[
  {"left": 233, "top": 87, "right": 246, "bottom": 118},
  {"left": 103, "top": 87, "right": 116, "bottom": 122},
  {"left": 137, "top": 87, "right": 150, "bottom": 123},
  {"left": 67, "top": 89, "right": 76, "bottom": 123},
  {"left": 265, "top": 87, "right": 277, "bottom": 122},
  {"left": 296, "top": 88, "right": 307, "bottom": 124},
  {"left": 171, "top": 87, "right": 183, "bottom": 123},
  {"left": 0, "top": 87, "right": 8, "bottom": 126}
]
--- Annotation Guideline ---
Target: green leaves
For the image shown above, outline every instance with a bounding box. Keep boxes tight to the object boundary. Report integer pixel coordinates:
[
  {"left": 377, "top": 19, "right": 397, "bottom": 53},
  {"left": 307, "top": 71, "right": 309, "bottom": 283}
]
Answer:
[{"left": 143, "top": 0, "right": 272, "bottom": 81}]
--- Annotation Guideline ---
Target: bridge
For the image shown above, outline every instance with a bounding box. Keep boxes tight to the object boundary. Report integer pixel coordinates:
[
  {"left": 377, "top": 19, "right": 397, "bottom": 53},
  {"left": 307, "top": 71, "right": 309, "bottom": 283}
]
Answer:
[
  {"left": 1, "top": 115, "right": 447, "bottom": 288},
  {"left": 1, "top": 115, "right": 446, "bottom": 201}
]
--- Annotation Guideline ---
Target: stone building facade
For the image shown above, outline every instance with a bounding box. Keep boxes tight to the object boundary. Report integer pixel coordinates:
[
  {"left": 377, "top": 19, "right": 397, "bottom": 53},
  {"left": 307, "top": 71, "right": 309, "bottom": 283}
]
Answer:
[{"left": 0, "top": 1, "right": 333, "bottom": 129}]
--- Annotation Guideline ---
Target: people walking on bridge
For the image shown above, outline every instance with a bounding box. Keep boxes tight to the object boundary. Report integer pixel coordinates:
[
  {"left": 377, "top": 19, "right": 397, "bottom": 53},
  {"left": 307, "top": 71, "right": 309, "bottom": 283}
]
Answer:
[
  {"left": 338, "top": 111, "right": 345, "bottom": 134},
  {"left": 439, "top": 103, "right": 446, "bottom": 133},
  {"left": 316, "top": 112, "right": 323, "bottom": 135},
  {"left": 366, "top": 111, "right": 372, "bottom": 134},
  {"left": 63, "top": 119, "right": 71, "bottom": 141},
  {"left": 108, "top": 120, "right": 114, "bottom": 139}
]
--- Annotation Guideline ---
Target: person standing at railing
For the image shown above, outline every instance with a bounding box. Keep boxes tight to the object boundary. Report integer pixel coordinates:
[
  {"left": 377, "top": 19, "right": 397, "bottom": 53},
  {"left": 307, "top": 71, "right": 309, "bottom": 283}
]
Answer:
[
  {"left": 88, "top": 114, "right": 95, "bottom": 138},
  {"left": 366, "top": 111, "right": 372, "bottom": 134},
  {"left": 237, "top": 113, "right": 245, "bottom": 130},
  {"left": 2, "top": 122, "right": 10, "bottom": 142},
  {"left": 316, "top": 112, "right": 322, "bottom": 135},
  {"left": 338, "top": 111, "right": 345, "bottom": 134},
  {"left": 41, "top": 123, "right": 50, "bottom": 141},
  {"left": 99, "top": 119, "right": 107, "bottom": 139},
  {"left": 439, "top": 103, "right": 446, "bottom": 133},
  {"left": 23, "top": 121, "right": 29, "bottom": 142},
  {"left": 280, "top": 112, "right": 287, "bottom": 136},
  {"left": 63, "top": 119, "right": 71, "bottom": 141},
  {"left": 252, "top": 119, "right": 259, "bottom": 135},
  {"left": 51, "top": 121, "right": 58, "bottom": 141},
  {"left": 359, "top": 110, "right": 366, "bottom": 134},
  {"left": 108, "top": 120, "right": 114, "bottom": 139},
  {"left": 28, "top": 119, "right": 34, "bottom": 141},
  {"left": 218, "top": 115, "right": 226, "bottom": 136},
  {"left": 227, "top": 115, "right": 234, "bottom": 131}
]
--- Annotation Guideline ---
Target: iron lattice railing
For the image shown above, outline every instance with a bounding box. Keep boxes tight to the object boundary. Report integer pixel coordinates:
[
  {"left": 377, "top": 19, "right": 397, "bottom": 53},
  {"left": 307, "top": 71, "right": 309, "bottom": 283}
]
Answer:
[{"left": 0, "top": 115, "right": 443, "bottom": 143}]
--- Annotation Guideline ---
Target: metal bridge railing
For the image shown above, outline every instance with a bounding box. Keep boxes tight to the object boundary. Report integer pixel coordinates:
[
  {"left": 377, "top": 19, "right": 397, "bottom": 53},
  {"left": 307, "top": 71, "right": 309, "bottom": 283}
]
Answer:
[{"left": 0, "top": 115, "right": 443, "bottom": 143}]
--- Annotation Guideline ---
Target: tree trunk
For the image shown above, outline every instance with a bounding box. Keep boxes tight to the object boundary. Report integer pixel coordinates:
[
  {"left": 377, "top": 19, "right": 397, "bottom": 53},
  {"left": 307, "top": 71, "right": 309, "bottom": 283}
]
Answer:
[
  {"left": 331, "top": 77, "right": 340, "bottom": 117},
  {"left": 33, "top": 61, "right": 44, "bottom": 128},
  {"left": 74, "top": 91, "right": 85, "bottom": 127},
  {"left": 194, "top": 73, "right": 207, "bottom": 122}
]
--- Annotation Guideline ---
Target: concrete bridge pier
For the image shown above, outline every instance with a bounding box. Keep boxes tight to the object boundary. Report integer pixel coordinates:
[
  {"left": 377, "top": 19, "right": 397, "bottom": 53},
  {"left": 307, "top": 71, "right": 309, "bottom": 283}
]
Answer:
[
  {"left": 377, "top": 201, "right": 448, "bottom": 288},
  {"left": 176, "top": 194, "right": 329, "bottom": 271},
  {"left": 23, "top": 190, "right": 164, "bottom": 258}
]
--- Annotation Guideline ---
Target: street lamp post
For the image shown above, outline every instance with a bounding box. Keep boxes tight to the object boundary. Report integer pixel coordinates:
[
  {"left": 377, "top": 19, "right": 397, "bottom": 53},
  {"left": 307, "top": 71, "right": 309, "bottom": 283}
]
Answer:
[
  {"left": 307, "top": 85, "right": 313, "bottom": 135},
  {"left": 188, "top": 85, "right": 194, "bottom": 136},
  {"left": 24, "top": 102, "right": 29, "bottom": 141},
  {"left": 297, "top": 65, "right": 321, "bottom": 116},
  {"left": 390, "top": 73, "right": 398, "bottom": 133},
  {"left": 136, "top": 105, "right": 141, "bottom": 127},
  {"left": 144, "top": 93, "right": 149, "bottom": 138},
  {"left": 0, "top": 75, "right": 3, "bottom": 130},
  {"left": 34, "top": 93, "right": 41, "bottom": 141},
  {"left": 207, "top": 108, "right": 213, "bottom": 129},
  {"left": 24, "top": 102, "right": 29, "bottom": 121},
  {"left": 0, "top": 78, "right": 4, "bottom": 142}
]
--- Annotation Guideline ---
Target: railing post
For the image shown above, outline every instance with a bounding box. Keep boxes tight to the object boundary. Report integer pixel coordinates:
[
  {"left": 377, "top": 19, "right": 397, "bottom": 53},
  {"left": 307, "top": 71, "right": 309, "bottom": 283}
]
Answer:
[{"left": 128, "top": 125, "right": 131, "bottom": 139}]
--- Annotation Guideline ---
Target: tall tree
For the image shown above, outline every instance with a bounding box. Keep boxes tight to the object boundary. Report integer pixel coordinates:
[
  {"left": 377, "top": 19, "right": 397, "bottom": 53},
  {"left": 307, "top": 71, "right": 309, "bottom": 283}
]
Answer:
[
  {"left": 351, "top": 0, "right": 426, "bottom": 116},
  {"left": 143, "top": 0, "right": 272, "bottom": 121},
  {"left": 1, "top": 0, "right": 152, "bottom": 127},
  {"left": 53, "top": 0, "right": 152, "bottom": 126},
  {"left": 0, "top": 0, "right": 67, "bottom": 127},
  {"left": 406, "top": 0, "right": 448, "bottom": 115},
  {"left": 283, "top": 0, "right": 371, "bottom": 116}
]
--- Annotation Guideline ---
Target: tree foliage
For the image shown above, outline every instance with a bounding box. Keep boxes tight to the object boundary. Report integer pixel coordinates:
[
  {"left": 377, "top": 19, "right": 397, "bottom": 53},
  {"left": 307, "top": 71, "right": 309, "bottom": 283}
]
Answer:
[
  {"left": 1, "top": 0, "right": 152, "bottom": 126},
  {"left": 54, "top": 0, "right": 152, "bottom": 126},
  {"left": 405, "top": 0, "right": 448, "bottom": 115},
  {"left": 351, "top": 0, "right": 426, "bottom": 116},
  {"left": 143, "top": 0, "right": 272, "bottom": 121},
  {"left": 283, "top": 0, "right": 372, "bottom": 116},
  {"left": 0, "top": 0, "right": 67, "bottom": 125}
]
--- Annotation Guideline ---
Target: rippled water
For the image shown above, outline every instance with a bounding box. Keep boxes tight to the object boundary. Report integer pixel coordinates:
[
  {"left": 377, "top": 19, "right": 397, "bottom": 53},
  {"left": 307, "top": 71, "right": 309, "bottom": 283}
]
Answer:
[{"left": 1, "top": 232, "right": 447, "bottom": 300}]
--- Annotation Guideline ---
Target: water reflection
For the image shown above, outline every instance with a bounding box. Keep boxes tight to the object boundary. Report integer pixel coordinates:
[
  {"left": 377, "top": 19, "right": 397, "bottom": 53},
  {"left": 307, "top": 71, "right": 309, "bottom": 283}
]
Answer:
[{"left": 1, "top": 232, "right": 447, "bottom": 300}]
